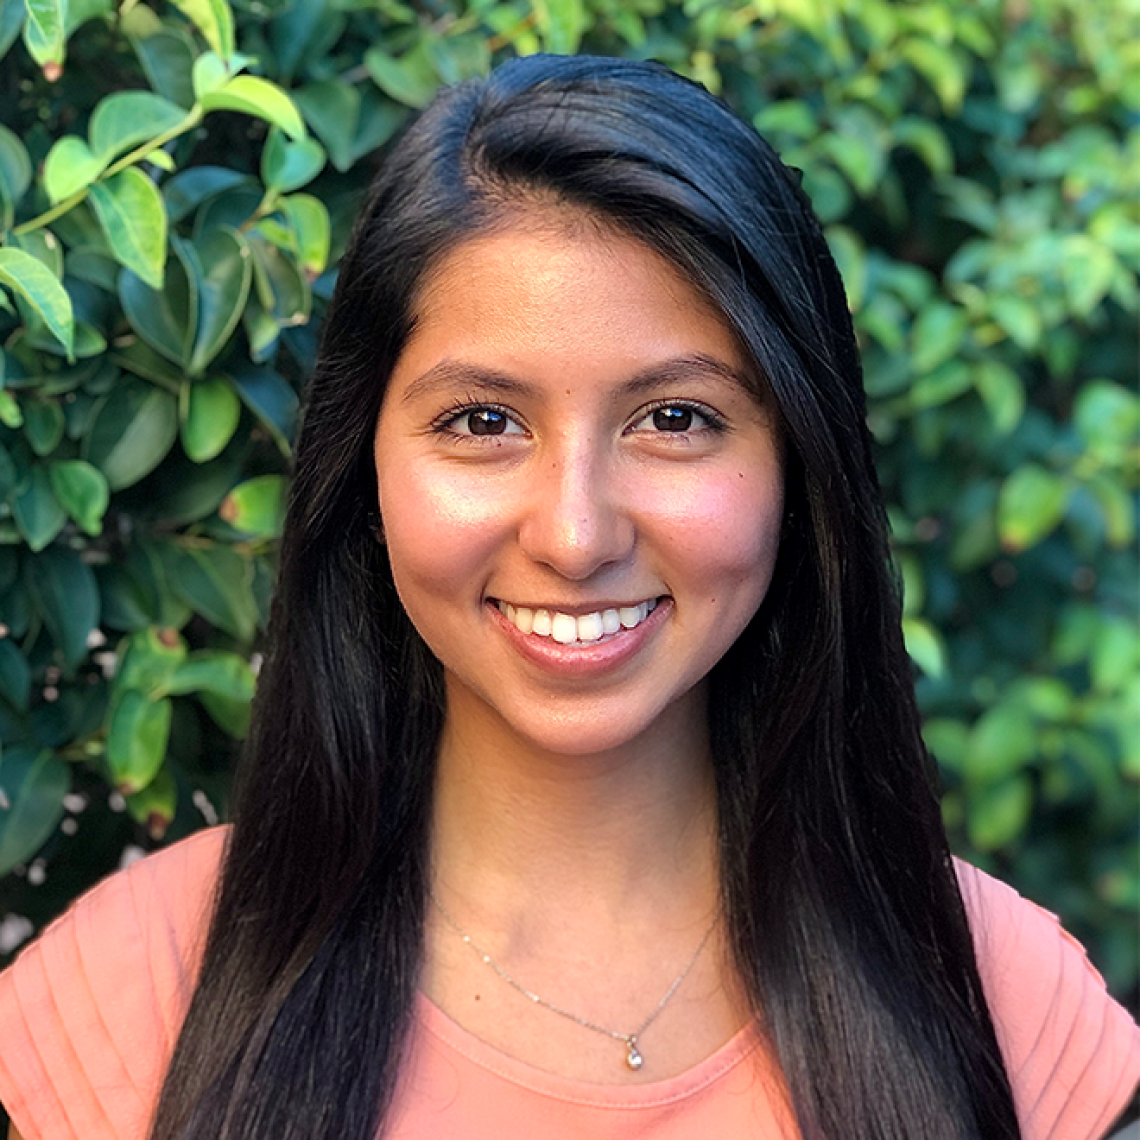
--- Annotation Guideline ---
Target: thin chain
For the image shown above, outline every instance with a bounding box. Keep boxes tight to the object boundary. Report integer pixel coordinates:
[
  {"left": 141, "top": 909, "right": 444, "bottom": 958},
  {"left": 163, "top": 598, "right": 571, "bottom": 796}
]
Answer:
[{"left": 430, "top": 889, "right": 720, "bottom": 1070}]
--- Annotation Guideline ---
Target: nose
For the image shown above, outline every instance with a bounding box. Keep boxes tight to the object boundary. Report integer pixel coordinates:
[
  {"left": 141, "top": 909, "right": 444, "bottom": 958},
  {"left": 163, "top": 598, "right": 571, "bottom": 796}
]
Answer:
[{"left": 517, "top": 434, "right": 635, "bottom": 581}]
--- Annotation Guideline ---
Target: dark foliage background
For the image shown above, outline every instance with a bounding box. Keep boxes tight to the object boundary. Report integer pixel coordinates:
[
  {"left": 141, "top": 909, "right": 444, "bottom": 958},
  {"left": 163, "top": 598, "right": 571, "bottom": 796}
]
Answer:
[{"left": 0, "top": 0, "right": 1135, "bottom": 1017}]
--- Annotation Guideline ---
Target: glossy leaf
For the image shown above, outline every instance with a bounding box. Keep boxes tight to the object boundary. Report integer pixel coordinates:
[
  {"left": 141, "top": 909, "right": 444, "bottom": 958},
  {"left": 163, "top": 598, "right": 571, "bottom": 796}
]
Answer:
[
  {"left": 180, "top": 376, "right": 241, "bottom": 462},
  {"left": 89, "top": 91, "right": 187, "bottom": 163},
  {"left": 131, "top": 26, "right": 197, "bottom": 109},
  {"left": 118, "top": 247, "right": 197, "bottom": 366},
  {"left": 25, "top": 545, "right": 100, "bottom": 670},
  {"left": 23, "top": 0, "right": 65, "bottom": 67},
  {"left": 0, "top": 746, "right": 69, "bottom": 876},
  {"left": 23, "top": 399, "right": 64, "bottom": 456},
  {"left": 168, "top": 542, "right": 256, "bottom": 641},
  {"left": 0, "top": 637, "right": 31, "bottom": 711},
  {"left": 106, "top": 689, "right": 172, "bottom": 793},
  {"left": 261, "top": 128, "right": 325, "bottom": 194},
  {"left": 12, "top": 467, "right": 66, "bottom": 552},
  {"left": 164, "top": 166, "right": 251, "bottom": 223},
  {"left": 115, "top": 626, "right": 187, "bottom": 695},
  {"left": 89, "top": 169, "right": 168, "bottom": 290},
  {"left": 0, "top": 123, "right": 33, "bottom": 210},
  {"left": 283, "top": 194, "right": 329, "bottom": 277},
  {"left": 0, "top": 248, "right": 74, "bottom": 358},
  {"left": 364, "top": 45, "right": 438, "bottom": 109},
  {"left": 219, "top": 474, "right": 285, "bottom": 538},
  {"left": 84, "top": 379, "right": 179, "bottom": 490},
  {"left": 228, "top": 362, "right": 297, "bottom": 454},
  {"left": 48, "top": 459, "right": 109, "bottom": 536},
  {"left": 201, "top": 76, "right": 305, "bottom": 140},
  {"left": 170, "top": 0, "right": 234, "bottom": 59},
  {"left": 160, "top": 648, "right": 255, "bottom": 700},
  {"left": 124, "top": 760, "right": 176, "bottom": 839},
  {"left": 183, "top": 229, "right": 252, "bottom": 375}
]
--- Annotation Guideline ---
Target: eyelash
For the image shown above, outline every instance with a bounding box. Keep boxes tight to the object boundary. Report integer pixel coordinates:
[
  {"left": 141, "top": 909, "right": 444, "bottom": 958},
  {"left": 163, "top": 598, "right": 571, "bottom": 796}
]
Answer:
[{"left": 428, "top": 399, "right": 728, "bottom": 440}]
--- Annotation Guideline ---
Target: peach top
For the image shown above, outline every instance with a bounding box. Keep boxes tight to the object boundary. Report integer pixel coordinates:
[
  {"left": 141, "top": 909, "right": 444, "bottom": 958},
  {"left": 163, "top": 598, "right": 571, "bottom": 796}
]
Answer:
[{"left": 0, "top": 827, "right": 1136, "bottom": 1139}]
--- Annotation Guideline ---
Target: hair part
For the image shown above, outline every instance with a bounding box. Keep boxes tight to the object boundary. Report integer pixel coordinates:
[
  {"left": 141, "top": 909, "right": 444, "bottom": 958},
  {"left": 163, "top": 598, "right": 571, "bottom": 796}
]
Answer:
[{"left": 151, "top": 55, "right": 1020, "bottom": 1140}]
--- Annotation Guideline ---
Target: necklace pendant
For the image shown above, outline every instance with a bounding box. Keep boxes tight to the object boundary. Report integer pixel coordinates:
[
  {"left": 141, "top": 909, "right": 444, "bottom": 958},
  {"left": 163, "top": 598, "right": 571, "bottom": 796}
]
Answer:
[{"left": 625, "top": 1038, "right": 644, "bottom": 1071}]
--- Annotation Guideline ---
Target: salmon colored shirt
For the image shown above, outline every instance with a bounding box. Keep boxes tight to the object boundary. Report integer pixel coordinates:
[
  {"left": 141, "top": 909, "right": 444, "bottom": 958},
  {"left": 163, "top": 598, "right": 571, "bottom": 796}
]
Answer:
[{"left": 0, "top": 827, "right": 1136, "bottom": 1139}]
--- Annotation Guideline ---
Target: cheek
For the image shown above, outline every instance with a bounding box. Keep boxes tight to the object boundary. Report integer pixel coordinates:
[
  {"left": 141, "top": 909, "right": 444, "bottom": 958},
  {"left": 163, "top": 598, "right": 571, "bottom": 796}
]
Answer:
[{"left": 378, "top": 466, "right": 505, "bottom": 600}]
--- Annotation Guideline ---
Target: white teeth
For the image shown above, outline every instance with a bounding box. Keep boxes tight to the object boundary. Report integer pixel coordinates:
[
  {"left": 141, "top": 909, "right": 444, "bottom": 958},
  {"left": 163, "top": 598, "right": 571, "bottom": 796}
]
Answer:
[
  {"left": 618, "top": 606, "right": 641, "bottom": 628},
  {"left": 498, "top": 599, "right": 658, "bottom": 644},
  {"left": 551, "top": 613, "right": 578, "bottom": 644},
  {"left": 577, "top": 612, "right": 604, "bottom": 642}
]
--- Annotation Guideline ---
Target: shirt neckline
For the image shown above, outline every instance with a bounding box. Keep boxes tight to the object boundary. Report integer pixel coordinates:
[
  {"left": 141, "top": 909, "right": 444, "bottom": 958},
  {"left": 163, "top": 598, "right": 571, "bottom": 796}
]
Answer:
[{"left": 413, "top": 991, "right": 768, "bottom": 1109}]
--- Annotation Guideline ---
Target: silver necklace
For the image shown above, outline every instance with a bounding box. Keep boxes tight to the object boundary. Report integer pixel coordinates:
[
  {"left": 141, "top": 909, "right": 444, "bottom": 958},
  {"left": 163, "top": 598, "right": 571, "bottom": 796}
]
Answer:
[{"left": 430, "top": 891, "right": 720, "bottom": 1072}]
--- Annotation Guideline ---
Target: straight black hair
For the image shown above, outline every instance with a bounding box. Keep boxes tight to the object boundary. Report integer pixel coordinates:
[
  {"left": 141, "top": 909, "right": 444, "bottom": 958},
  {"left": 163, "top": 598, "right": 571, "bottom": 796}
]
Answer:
[{"left": 150, "top": 55, "right": 1021, "bottom": 1139}]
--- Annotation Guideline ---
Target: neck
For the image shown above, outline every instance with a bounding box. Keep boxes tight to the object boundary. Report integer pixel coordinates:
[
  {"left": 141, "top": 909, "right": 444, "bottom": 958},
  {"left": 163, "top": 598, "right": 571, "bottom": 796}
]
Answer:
[{"left": 430, "top": 682, "right": 720, "bottom": 927}]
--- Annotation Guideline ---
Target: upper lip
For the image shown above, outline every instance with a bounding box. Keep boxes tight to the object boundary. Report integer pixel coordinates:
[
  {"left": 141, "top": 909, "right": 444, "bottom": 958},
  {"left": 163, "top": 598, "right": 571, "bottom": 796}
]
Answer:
[{"left": 489, "top": 596, "right": 664, "bottom": 616}]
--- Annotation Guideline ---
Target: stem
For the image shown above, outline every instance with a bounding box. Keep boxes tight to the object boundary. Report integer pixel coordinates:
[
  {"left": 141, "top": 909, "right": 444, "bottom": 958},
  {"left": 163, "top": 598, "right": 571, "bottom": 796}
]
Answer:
[{"left": 12, "top": 106, "right": 204, "bottom": 238}]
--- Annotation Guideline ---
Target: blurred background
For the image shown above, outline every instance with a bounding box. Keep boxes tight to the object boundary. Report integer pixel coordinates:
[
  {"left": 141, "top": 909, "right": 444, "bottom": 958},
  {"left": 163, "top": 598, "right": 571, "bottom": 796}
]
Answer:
[{"left": 0, "top": 0, "right": 1135, "bottom": 1017}]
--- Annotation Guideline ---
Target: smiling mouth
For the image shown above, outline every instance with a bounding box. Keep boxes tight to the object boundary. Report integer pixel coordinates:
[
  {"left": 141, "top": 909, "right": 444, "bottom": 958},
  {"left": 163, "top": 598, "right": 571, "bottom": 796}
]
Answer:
[{"left": 494, "top": 599, "right": 660, "bottom": 645}]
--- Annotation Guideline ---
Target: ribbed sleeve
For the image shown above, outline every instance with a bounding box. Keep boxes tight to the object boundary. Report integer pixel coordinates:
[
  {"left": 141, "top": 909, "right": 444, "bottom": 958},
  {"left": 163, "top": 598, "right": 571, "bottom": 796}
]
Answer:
[
  {"left": 958, "top": 862, "right": 1140, "bottom": 1140},
  {"left": 0, "top": 828, "right": 226, "bottom": 1140}
]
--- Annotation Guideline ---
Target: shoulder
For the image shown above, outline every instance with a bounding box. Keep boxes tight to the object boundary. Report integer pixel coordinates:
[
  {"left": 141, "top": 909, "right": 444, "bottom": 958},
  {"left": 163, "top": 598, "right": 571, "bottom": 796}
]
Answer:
[
  {"left": 0, "top": 826, "right": 229, "bottom": 1140},
  {"left": 954, "top": 859, "right": 1140, "bottom": 1140}
]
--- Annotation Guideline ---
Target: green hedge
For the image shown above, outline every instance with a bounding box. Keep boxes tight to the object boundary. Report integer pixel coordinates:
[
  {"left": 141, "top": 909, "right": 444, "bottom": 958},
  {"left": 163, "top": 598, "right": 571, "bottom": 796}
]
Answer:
[{"left": 0, "top": 0, "right": 1135, "bottom": 999}]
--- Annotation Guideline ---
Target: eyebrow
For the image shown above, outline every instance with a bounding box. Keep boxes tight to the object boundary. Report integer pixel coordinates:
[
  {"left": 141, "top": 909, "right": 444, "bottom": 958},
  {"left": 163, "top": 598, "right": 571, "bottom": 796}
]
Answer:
[{"left": 398, "top": 353, "right": 753, "bottom": 405}]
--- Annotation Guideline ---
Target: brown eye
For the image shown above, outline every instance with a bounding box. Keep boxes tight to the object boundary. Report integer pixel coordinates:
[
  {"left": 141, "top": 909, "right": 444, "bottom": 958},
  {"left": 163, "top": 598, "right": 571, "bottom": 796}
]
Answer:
[
  {"left": 468, "top": 409, "right": 509, "bottom": 435},
  {"left": 652, "top": 406, "right": 693, "bottom": 431}
]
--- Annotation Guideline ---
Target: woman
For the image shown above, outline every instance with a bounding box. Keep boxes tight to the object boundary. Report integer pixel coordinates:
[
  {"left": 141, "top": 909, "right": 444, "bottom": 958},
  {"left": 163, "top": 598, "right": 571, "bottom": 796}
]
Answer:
[{"left": 1, "top": 54, "right": 1136, "bottom": 1140}]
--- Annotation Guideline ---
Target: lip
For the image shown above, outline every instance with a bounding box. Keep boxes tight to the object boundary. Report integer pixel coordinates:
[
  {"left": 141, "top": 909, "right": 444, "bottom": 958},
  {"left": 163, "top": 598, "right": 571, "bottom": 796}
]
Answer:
[{"left": 487, "top": 596, "right": 672, "bottom": 679}]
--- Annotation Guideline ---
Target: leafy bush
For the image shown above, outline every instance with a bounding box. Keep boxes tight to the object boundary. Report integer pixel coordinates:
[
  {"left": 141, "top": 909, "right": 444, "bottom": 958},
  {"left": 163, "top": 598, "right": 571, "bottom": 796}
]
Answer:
[{"left": 0, "top": 0, "right": 1135, "bottom": 1000}]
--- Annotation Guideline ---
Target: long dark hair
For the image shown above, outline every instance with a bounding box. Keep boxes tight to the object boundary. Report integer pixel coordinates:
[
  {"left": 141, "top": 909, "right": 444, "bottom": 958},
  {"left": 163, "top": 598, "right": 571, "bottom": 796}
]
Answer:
[{"left": 151, "top": 55, "right": 1021, "bottom": 1140}]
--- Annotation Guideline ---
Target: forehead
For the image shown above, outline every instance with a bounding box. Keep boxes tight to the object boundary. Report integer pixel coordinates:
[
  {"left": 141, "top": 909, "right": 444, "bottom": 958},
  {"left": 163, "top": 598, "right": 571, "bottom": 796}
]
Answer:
[{"left": 399, "top": 210, "right": 748, "bottom": 377}]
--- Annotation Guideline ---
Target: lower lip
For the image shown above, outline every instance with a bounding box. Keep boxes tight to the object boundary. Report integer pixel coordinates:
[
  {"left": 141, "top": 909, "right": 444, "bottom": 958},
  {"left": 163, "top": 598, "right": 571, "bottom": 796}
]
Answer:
[{"left": 487, "top": 599, "right": 672, "bottom": 679}]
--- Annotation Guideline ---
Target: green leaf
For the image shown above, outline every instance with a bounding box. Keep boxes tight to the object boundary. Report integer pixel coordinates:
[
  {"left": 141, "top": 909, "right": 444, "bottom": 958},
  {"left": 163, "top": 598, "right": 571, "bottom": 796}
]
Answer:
[
  {"left": 532, "top": 0, "right": 586, "bottom": 53},
  {"left": 0, "top": 248, "right": 74, "bottom": 358},
  {"left": 106, "top": 689, "right": 172, "bottom": 793},
  {"left": 200, "top": 689, "right": 249, "bottom": 737},
  {"left": 901, "top": 616, "right": 944, "bottom": 678},
  {"left": 169, "top": 0, "right": 234, "bottom": 59},
  {"left": 0, "top": 439, "right": 17, "bottom": 499},
  {"left": 910, "top": 362, "right": 972, "bottom": 410},
  {"left": 965, "top": 705, "right": 1036, "bottom": 784},
  {"left": 124, "top": 759, "right": 176, "bottom": 838},
  {"left": 164, "top": 165, "right": 250, "bottom": 223},
  {"left": 23, "top": 398, "right": 64, "bottom": 456},
  {"left": 88, "top": 168, "right": 168, "bottom": 290},
  {"left": 191, "top": 49, "right": 229, "bottom": 99},
  {"left": 0, "top": 746, "right": 69, "bottom": 876},
  {"left": 0, "top": 637, "right": 30, "bottom": 711},
  {"left": 25, "top": 545, "right": 100, "bottom": 669},
  {"left": 13, "top": 466, "right": 66, "bottom": 552},
  {"left": 49, "top": 459, "right": 109, "bottom": 536},
  {"left": 182, "top": 229, "right": 252, "bottom": 375},
  {"left": 249, "top": 233, "right": 308, "bottom": 326},
  {"left": 219, "top": 473, "right": 285, "bottom": 537},
  {"left": 23, "top": 0, "right": 65, "bottom": 67},
  {"left": 160, "top": 648, "right": 254, "bottom": 700},
  {"left": 202, "top": 76, "right": 305, "bottom": 140},
  {"left": 131, "top": 26, "right": 197, "bottom": 109},
  {"left": 0, "top": 0, "right": 26, "bottom": 63},
  {"left": 990, "top": 296, "right": 1040, "bottom": 350},
  {"left": 967, "top": 775, "right": 1032, "bottom": 852},
  {"left": 88, "top": 90, "right": 187, "bottom": 163},
  {"left": 180, "top": 376, "right": 241, "bottom": 462},
  {"left": 892, "top": 117, "right": 953, "bottom": 176},
  {"left": 229, "top": 363, "right": 297, "bottom": 454},
  {"left": 998, "top": 464, "right": 1069, "bottom": 552},
  {"left": 115, "top": 625, "right": 186, "bottom": 695},
  {"left": 168, "top": 541, "right": 256, "bottom": 641},
  {"left": 118, "top": 247, "right": 196, "bottom": 366},
  {"left": 283, "top": 193, "right": 329, "bottom": 276},
  {"left": 974, "top": 362, "right": 1025, "bottom": 435},
  {"left": 294, "top": 80, "right": 359, "bottom": 172},
  {"left": 910, "top": 301, "right": 969, "bottom": 374},
  {"left": 44, "top": 137, "right": 105, "bottom": 204},
  {"left": 364, "top": 45, "right": 438, "bottom": 109},
  {"left": 84, "top": 378, "right": 179, "bottom": 490},
  {"left": 0, "top": 123, "right": 32, "bottom": 219},
  {"left": 261, "top": 127, "right": 325, "bottom": 194}
]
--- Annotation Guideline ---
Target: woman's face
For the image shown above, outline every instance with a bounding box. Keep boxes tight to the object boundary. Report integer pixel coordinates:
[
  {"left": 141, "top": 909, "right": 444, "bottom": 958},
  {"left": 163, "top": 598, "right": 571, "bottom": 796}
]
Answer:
[{"left": 374, "top": 214, "right": 784, "bottom": 758}]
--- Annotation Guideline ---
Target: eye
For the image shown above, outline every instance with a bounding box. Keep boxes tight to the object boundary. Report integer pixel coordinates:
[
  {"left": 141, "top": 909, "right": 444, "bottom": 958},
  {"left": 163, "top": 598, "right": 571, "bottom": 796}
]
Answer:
[
  {"left": 434, "top": 404, "right": 526, "bottom": 438},
  {"left": 628, "top": 401, "right": 725, "bottom": 435}
]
